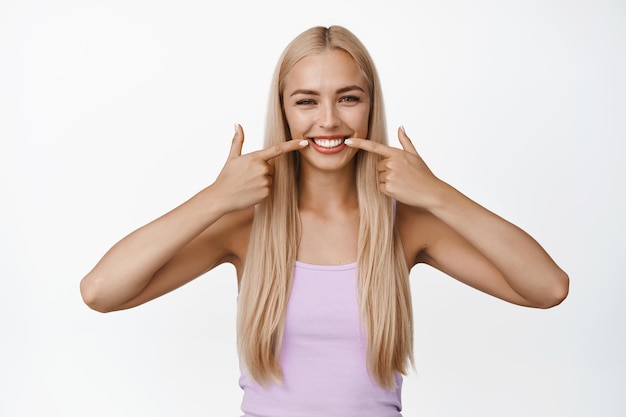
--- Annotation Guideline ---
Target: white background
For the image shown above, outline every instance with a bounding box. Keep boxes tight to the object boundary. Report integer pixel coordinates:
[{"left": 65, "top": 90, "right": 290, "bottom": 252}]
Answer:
[{"left": 1, "top": 0, "right": 624, "bottom": 416}]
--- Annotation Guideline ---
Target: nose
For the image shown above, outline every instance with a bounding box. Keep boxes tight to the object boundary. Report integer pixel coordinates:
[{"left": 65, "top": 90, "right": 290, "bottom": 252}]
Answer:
[{"left": 317, "top": 102, "right": 340, "bottom": 129}]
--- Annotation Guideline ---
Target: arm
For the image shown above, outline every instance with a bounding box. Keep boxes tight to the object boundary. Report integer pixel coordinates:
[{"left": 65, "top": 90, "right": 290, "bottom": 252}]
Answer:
[
  {"left": 425, "top": 185, "right": 568, "bottom": 308},
  {"left": 79, "top": 186, "right": 246, "bottom": 313},
  {"left": 345, "top": 128, "right": 569, "bottom": 308},
  {"left": 80, "top": 125, "right": 309, "bottom": 312}
]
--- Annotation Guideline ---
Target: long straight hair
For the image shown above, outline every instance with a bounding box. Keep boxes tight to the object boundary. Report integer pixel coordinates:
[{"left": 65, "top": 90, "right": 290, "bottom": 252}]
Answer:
[{"left": 236, "top": 25, "right": 413, "bottom": 389}]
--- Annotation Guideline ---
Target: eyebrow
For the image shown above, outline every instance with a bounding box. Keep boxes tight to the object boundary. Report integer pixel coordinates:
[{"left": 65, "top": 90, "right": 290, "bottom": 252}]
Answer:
[{"left": 289, "top": 85, "right": 366, "bottom": 97}]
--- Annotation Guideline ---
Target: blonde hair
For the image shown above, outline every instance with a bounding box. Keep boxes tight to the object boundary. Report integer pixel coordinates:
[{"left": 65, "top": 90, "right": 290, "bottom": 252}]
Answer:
[{"left": 236, "top": 25, "right": 413, "bottom": 389}]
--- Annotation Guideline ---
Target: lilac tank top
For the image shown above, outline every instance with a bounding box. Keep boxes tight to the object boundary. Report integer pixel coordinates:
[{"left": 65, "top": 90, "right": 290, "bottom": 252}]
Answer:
[{"left": 239, "top": 261, "right": 403, "bottom": 417}]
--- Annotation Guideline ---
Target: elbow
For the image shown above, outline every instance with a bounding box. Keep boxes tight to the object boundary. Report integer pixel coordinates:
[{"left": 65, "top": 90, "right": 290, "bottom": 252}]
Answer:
[
  {"left": 536, "top": 270, "right": 570, "bottom": 309},
  {"left": 80, "top": 276, "right": 115, "bottom": 313}
]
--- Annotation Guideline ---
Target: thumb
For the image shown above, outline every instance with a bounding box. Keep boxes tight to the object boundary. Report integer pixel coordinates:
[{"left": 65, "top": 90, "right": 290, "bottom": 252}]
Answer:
[
  {"left": 228, "top": 124, "right": 245, "bottom": 159},
  {"left": 398, "top": 125, "right": 418, "bottom": 155}
]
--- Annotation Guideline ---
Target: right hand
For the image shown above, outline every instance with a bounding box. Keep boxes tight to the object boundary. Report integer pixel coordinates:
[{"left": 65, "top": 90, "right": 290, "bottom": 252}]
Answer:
[{"left": 211, "top": 124, "right": 308, "bottom": 212}]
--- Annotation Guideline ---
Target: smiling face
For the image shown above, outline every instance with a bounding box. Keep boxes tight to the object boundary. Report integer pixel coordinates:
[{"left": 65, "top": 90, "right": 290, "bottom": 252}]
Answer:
[{"left": 282, "top": 48, "right": 371, "bottom": 173}]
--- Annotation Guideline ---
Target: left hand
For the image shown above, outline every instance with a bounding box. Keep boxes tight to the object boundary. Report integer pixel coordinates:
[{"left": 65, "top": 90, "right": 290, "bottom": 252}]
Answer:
[{"left": 345, "top": 126, "right": 442, "bottom": 209}]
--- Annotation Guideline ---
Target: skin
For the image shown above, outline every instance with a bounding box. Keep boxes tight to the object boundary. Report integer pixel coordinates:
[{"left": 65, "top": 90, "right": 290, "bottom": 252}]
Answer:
[
  {"left": 283, "top": 50, "right": 369, "bottom": 265},
  {"left": 80, "top": 49, "right": 568, "bottom": 313}
]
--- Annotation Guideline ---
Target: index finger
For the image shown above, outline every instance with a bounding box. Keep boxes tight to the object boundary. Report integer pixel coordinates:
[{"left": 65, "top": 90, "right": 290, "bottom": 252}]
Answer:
[
  {"left": 256, "top": 139, "right": 309, "bottom": 161},
  {"left": 344, "top": 138, "right": 395, "bottom": 157}
]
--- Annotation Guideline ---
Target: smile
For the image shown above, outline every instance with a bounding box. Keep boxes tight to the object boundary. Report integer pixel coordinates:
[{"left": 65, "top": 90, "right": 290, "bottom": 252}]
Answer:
[
  {"left": 309, "top": 136, "right": 349, "bottom": 149},
  {"left": 312, "top": 138, "right": 344, "bottom": 148},
  {"left": 307, "top": 136, "right": 349, "bottom": 155}
]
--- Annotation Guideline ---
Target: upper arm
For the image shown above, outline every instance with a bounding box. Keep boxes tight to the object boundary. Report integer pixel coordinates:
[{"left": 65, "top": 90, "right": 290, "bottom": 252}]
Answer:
[
  {"left": 397, "top": 203, "right": 533, "bottom": 306},
  {"left": 115, "top": 208, "right": 251, "bottom": 310}
]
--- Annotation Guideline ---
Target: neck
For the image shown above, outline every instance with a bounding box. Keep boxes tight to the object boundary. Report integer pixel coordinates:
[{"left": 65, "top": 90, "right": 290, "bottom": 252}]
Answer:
[{"left": 298, "top": 163, "right": 358, "bottom": 212}]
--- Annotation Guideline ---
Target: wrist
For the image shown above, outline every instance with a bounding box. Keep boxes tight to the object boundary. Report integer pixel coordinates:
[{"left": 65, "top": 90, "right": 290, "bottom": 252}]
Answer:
[
  {"left": 419, "top": 178, "right": 455, "bottom": 213},
  {"left": 191, "top": 184, "right": 232, "bottom": 222}
]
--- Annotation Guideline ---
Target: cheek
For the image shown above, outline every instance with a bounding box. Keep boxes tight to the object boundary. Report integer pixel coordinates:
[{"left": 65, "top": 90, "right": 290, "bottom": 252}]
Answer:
[
  {"left": 284, "top": 110, "right": 307, "bottom": 134},
  {"left": 346, "top": 109, "right": 370, "bottom": 137}
]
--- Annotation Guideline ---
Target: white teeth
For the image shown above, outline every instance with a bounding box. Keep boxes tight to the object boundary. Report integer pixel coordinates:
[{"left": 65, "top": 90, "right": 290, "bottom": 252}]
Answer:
[{"left": 312, "top": 138, "right": 343, "bottom": 148}]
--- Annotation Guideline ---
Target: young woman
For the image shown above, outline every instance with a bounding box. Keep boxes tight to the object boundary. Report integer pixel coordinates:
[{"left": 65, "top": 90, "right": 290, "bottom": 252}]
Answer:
[{"left": 80, "top": 25, "right": 569, "bottom": 416}]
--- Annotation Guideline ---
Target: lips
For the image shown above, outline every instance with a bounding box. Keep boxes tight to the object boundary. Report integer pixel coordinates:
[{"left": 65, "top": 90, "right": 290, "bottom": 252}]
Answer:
[
  {"left": 308, "top": 135, "right": 349, "bottom": 149},
  {"left": 312, "top": 138, "right": 344, "bottom": 148},
  {"left": 307, "top": 136, "right": 349, "bottom": 155}
]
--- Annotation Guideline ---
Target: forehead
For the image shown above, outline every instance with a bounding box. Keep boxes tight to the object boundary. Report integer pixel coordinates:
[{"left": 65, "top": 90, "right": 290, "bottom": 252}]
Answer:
[{"left": 283, "top": 49, "right": 367, "bottom": 93}]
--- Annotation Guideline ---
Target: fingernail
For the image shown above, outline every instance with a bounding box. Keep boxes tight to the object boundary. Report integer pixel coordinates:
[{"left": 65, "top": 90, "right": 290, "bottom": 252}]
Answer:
[
  {"left": 345, "top": 139, "right": 353, "bottom": 145},
  {"left": 400, "top": 125, "right": 406, "bottom": 134},
  {"left": 234, "top": 123, "right": 239, "bottom": 133},
  {"left": 299, "top": 140, "right": 309, "bottom": 146}
]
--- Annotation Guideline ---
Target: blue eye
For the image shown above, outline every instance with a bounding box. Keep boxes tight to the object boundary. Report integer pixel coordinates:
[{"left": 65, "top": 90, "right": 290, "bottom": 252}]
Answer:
[{"left": 296, "top": 99, "right": 316, "bottom": 105}]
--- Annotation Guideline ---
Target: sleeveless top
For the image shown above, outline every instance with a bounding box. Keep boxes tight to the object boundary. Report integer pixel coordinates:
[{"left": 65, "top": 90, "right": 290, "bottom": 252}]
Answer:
[{"left": 239, "top": 261, "right": 403, "bottom": 417}]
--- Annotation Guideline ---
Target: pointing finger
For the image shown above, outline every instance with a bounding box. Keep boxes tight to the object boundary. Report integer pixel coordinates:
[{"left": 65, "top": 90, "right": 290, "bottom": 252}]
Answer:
[
  {"left": 344, "top": 138, "right": 395, "bottom": 158},
  {"left": 398, "top": 126, "right": 418, "bottom": 155},
  {"left": 257, "top": 139, "right": 309, "bottom": 161},
  {"left": 229, "top": 124, "right": 245, "bottom": 159}
]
